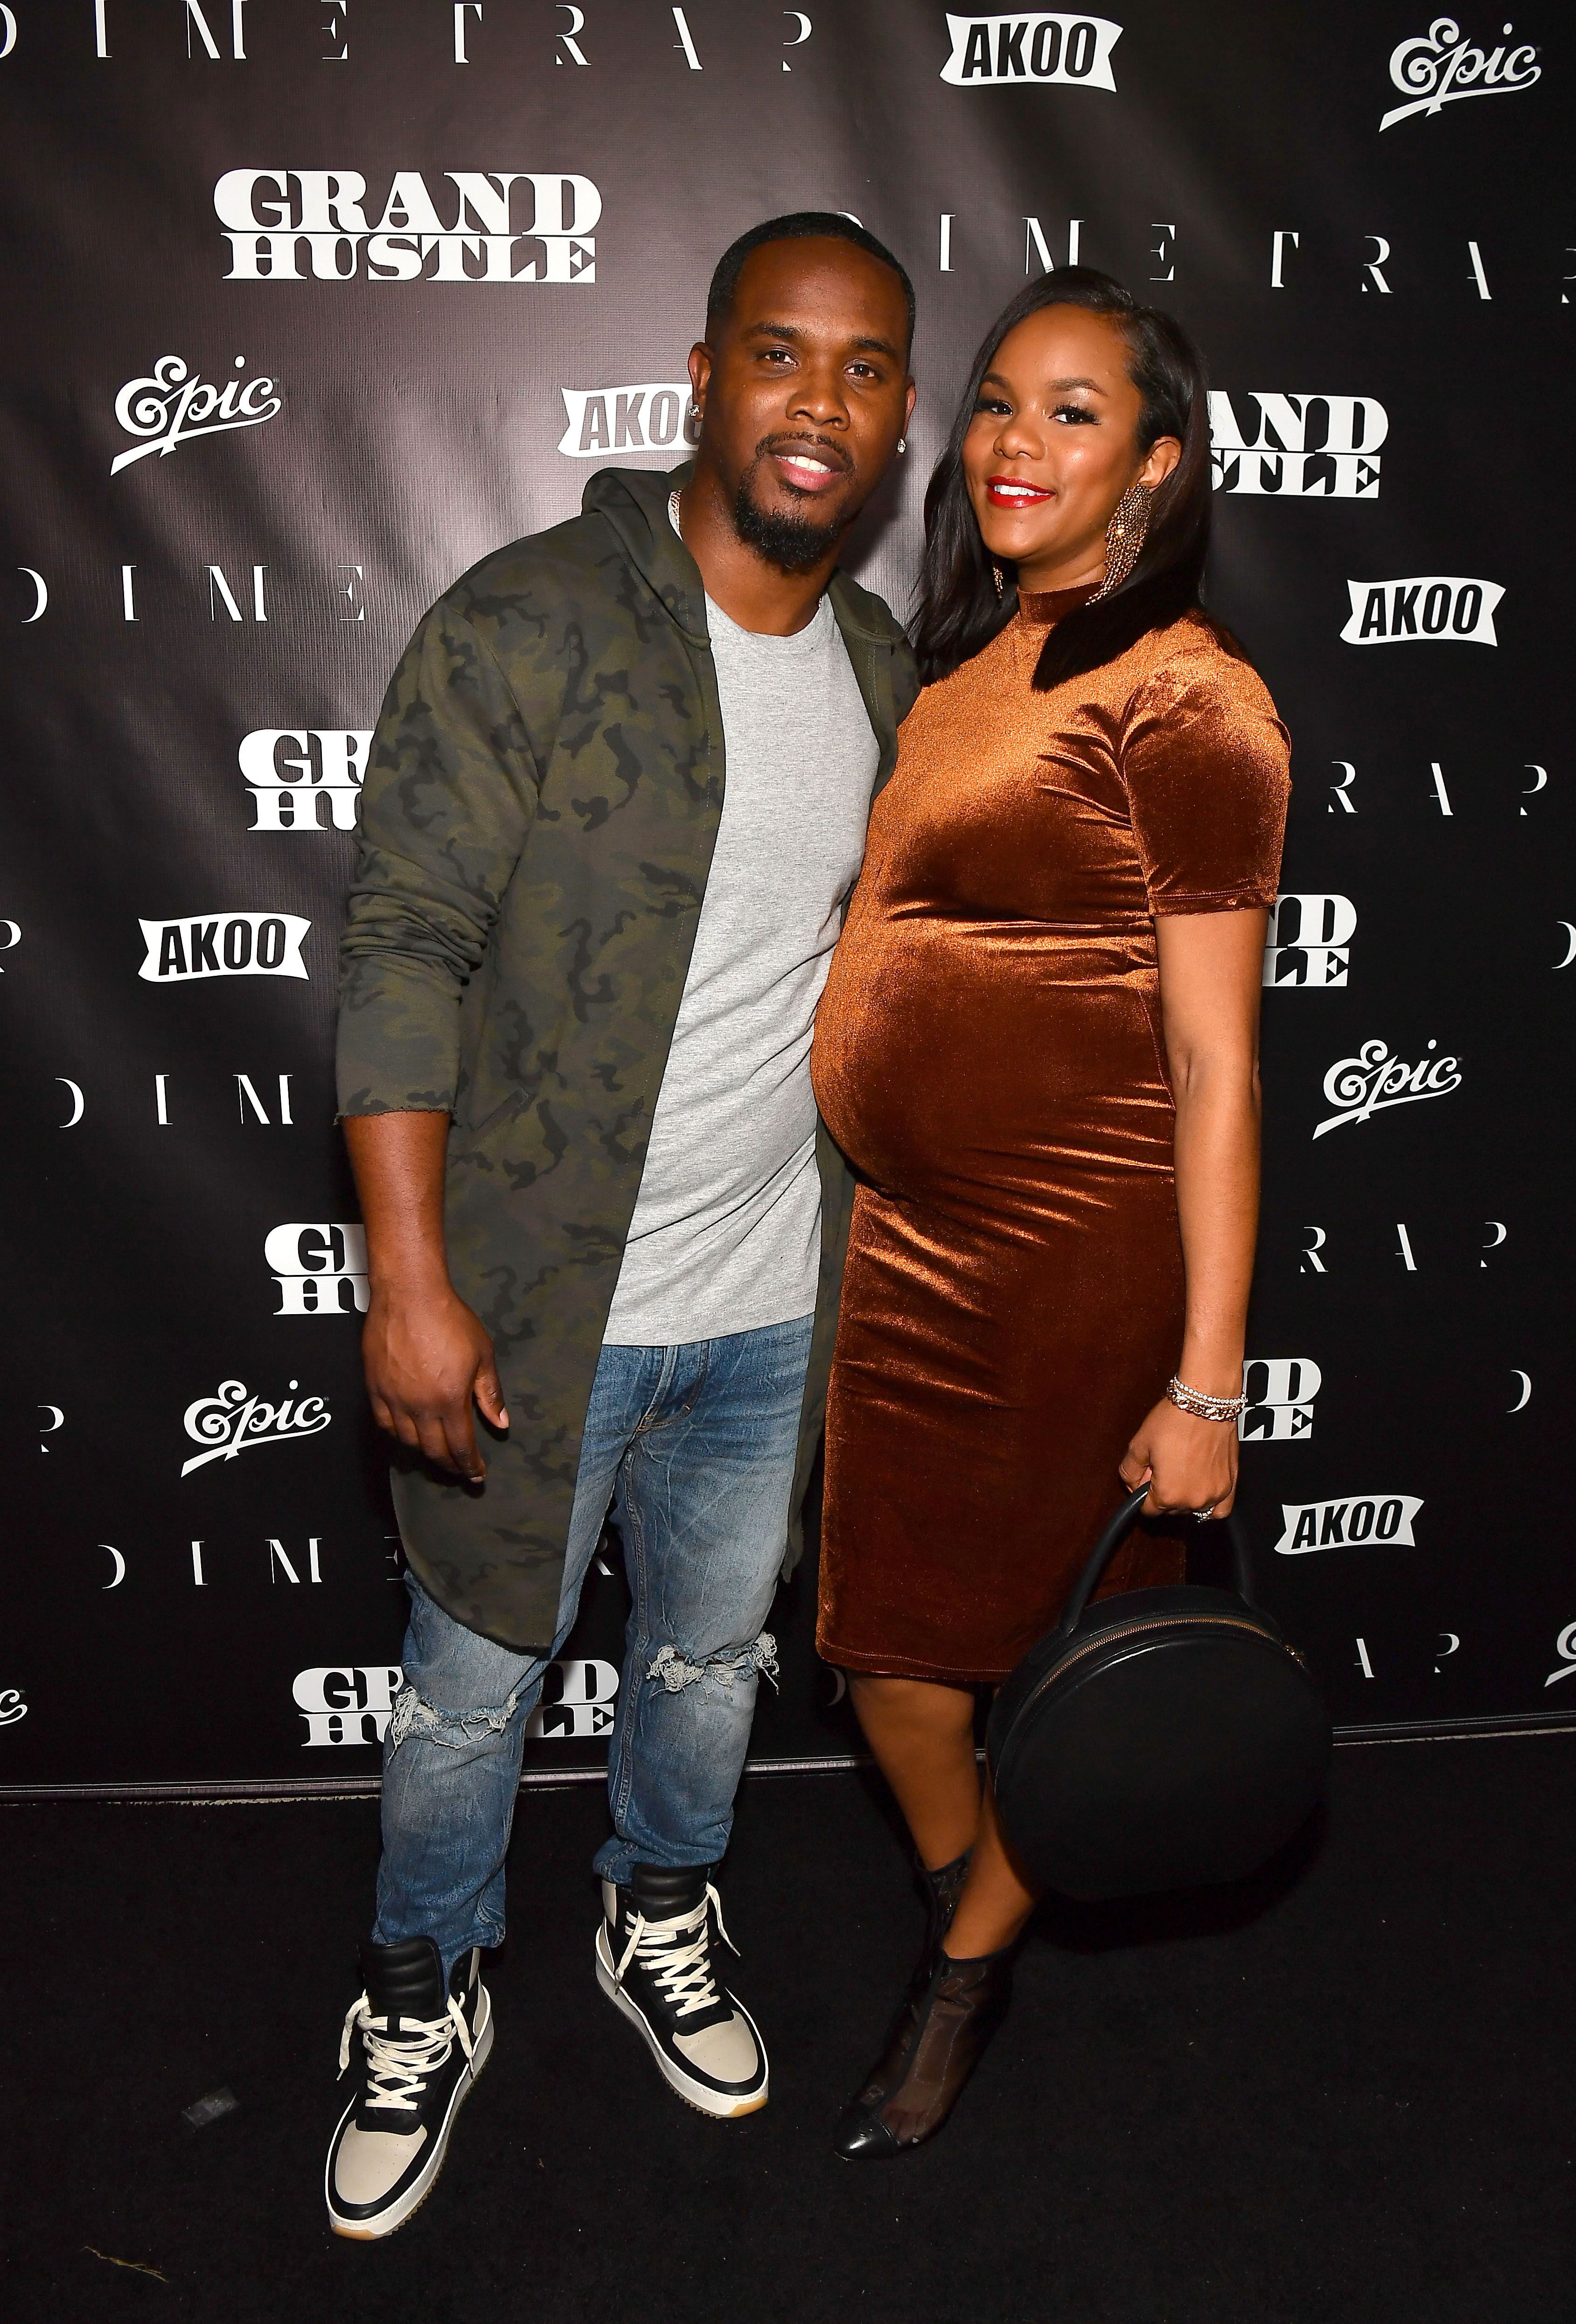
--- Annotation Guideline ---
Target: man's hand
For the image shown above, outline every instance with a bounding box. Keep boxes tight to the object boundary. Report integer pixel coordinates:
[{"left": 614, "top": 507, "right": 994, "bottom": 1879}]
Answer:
[
  {"left": 363, "top": 1284, "right": 506, "bottom": 1481},
  {"left": 342, "top": 1109, "right": 508, "bottom": 1483}
]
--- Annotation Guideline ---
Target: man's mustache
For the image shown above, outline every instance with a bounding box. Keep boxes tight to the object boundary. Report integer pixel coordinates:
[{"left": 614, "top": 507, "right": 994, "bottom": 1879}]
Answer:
[{"left": 753, "top": 432, "right": 854, "bottom": 477}]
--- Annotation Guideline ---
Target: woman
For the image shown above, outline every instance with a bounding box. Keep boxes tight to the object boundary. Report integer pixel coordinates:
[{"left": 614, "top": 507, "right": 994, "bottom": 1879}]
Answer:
[{"left": 812, "top": 268, "right": 1290, "bottom": 2157}]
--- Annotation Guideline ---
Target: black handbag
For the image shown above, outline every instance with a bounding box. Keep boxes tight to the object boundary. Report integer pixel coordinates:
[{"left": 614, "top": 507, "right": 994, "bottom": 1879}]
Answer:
[{"left": 986, "top": 1486, "right": 1331, "bottom": 1901}]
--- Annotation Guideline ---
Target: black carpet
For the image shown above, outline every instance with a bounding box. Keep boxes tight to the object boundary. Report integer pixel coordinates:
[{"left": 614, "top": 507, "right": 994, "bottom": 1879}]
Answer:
[{"left": 6, "top": 1738, "right": 1576, "bottom": 2324}]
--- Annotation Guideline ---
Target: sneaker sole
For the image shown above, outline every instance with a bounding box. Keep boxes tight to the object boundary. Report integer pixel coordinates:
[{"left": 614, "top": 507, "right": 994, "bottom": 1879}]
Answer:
[
  {"left": 325, "top": 1995, "right": 495, "bottom": 2240},
  {"left": 594, "top": 1929, "right": 767, "bottom": 2119}
]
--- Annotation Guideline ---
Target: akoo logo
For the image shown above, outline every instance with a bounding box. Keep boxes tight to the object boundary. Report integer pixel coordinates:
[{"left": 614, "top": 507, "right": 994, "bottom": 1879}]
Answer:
[
  {"left": 939, "top": 13, "right": 1122, "bottom": 88},
  {"left": 293, "top": 1666, "right": 403, "bottom": 1749},
  {"left": 558, "top": 383, "right": 698, "bottom": 460},
  {"left": 1240, "top": 1359, "right": 1321, "bottom": 1443},
  {"left": 1382, "top": 18, "right": 1540, "bottom": 130},
  {"left": 1314, "top": 1039, "right": 1462, "bottom": 1140},
  {"left": 1273, "top": 1495, "right": 1424, "bottom": 1553},
  {"left": 214, "top": 170, "right": 600, "bottom": 283},
  {"left": 240, "top": 731, "right": 371, "bottom": 832},
  {"left": 112, "top": 355, "right": 281, "bottom": 476},
  {"left": 1263, "top": 895, "right": 1356, "bottom": 990},
  {"left": 139, "top": 912, "right": 309, "bottom": 982},
  {"left": 265, "top": 1224, "right": 369, "bottom": 1316},
  {"left": 1208, "top": 394, "right": 1386, "bottom": 498},
  {"left": 181, "top": 1377, "right": 331, "bottom": 1476},
  {"left": 525, "top": 1659, "right": 620, "bottom": 1738},
  {"left": 1342, "top": 577, "right": 1502, "bottom": 646}
]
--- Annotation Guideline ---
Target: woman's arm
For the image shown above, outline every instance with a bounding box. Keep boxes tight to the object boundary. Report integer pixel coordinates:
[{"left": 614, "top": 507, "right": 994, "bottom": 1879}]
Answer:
[{"left": 1118, "top": 906, "right": 1268, "bottom": 1518}]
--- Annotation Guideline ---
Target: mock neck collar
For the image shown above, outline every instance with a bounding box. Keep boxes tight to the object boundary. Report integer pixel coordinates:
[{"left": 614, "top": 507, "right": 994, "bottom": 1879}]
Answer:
[{"left": 1016, "top": 582, "right": 1099, "bottom": 625}]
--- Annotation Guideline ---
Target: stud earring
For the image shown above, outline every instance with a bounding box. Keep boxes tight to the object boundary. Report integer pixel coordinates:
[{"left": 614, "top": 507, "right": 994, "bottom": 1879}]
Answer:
[
  {"left": 897, "top": 437, "right": 907, "bottom": 454},
  {"left": 1090, "top": 482, "right": 1152, "bottom": 602}
]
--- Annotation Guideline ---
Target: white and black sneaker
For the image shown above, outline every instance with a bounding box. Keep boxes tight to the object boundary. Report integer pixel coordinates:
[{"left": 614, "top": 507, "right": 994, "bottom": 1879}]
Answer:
[
  {"left": 595, "top": 1863, "right": 767, "bottom": 2119},
  {"left": 325, "top": 1937, "right": 494, "bottom": 2240}
]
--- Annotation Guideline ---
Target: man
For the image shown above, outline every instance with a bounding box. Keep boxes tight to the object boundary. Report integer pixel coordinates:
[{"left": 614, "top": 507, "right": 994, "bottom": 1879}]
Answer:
[{"left": 326, "top": 212, "right": 917, "bottom": 2238}]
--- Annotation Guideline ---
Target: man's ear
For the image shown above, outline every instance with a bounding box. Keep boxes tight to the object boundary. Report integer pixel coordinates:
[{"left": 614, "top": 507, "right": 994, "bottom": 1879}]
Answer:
[{"left": 688, "top": 342, "right": 712, "bottom": 426}]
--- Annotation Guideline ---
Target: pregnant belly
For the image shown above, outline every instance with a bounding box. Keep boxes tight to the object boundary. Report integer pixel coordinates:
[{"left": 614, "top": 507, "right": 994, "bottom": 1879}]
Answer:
[{"left": 813, "top": 917, "right": 1175, "bottom": 1214}]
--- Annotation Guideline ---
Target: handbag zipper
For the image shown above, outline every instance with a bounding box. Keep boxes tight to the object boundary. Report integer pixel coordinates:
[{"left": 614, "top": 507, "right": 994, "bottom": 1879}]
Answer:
[{"left": 1021, "top": 1613, "right": 1308, "bottom": 1720}]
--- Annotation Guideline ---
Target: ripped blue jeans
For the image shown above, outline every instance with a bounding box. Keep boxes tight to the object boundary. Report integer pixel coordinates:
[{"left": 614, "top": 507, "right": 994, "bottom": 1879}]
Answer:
[{"left": 373, "top": 1314, "right": 814, "bottom": 1976}]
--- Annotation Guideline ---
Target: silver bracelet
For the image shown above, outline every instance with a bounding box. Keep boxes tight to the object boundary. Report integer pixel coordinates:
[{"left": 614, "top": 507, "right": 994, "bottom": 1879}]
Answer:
[{"left": 1167, "top": 1374, "right": 1247, "bottom": 1424}]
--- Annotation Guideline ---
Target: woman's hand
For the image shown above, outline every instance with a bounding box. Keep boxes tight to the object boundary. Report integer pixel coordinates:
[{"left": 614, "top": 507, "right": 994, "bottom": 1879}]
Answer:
[{"left": 1119, "top": 1395, "right": 1239, "bottom": 1519}]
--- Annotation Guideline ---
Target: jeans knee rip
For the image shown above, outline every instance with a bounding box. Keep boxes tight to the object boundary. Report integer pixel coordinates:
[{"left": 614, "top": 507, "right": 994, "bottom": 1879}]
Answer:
[
  {"left": 647, "top": 1632, "right": 779, "bottom": 1696},
  {"left": 386, "top": 1681, "right": 523, "bottom": 1753}
]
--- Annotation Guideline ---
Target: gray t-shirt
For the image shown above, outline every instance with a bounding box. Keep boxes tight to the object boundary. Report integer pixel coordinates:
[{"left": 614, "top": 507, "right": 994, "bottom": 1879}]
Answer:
[{"left": 601, "top": 585, "right": 879, "bottom": 1346}]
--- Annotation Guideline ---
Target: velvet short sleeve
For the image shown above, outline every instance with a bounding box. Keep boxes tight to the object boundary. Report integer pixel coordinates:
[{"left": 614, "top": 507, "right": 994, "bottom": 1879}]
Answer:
[{"left": 1120, "top": 649, "right": 1290, "bottom": 917}]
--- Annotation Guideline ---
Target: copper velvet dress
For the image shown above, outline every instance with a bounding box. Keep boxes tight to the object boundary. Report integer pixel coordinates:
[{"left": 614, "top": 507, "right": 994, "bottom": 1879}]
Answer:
[{"left": 813, "top": 594, "right": 1290, "bottom": 1684}]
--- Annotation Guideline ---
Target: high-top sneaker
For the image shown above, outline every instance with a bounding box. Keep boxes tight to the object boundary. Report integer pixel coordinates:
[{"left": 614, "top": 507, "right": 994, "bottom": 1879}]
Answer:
[
  {"left": 325, "top": 1937, "right": 493, "bottom": 2239},
  {"left": 594, "top": 1863, "right": 767, "bottom": 2119}
]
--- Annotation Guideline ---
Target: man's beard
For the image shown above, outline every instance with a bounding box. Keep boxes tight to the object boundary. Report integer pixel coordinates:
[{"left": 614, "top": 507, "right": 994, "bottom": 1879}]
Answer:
[{"left": 732, "top": 457, "right": 850, "bottom": 575}]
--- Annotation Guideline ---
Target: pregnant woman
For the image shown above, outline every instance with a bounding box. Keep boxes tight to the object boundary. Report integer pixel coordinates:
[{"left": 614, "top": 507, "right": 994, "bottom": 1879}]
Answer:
[{"left": 813, "top": 269, "right": 1290, "bottom": 2157}]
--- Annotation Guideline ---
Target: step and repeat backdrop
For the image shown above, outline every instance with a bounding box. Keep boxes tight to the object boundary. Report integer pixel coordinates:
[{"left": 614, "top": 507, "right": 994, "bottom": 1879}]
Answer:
[{"left": 2, "top": 0, "right": 1571, "bottom": 1794}]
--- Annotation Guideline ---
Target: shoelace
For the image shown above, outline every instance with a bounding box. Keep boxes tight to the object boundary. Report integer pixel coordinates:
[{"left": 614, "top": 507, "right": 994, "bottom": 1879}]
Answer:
[
  {"left": 337, "top": 1990, "right": 475, "bottom": 2114},
  {"left": 614, "top": 1883, "right": 738, "bottom": 2019}
]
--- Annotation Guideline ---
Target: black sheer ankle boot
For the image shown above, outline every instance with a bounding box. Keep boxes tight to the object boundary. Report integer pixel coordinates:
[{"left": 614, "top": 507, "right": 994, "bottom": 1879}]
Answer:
[
  {"left": 920, "top": 1850, "right": 971, "bottom": 1953},
  {"left": 834, "top": 1939, "right": 1013, "bottom": 2161},
  {"left": 836, "top": 1851, "right": 973, "bottom": 2135}
]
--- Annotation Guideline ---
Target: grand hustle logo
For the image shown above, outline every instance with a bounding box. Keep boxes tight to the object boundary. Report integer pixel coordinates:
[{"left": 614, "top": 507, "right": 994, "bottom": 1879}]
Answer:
[{"left": 214, "top": 170, "right": 600, "bottom": 282}]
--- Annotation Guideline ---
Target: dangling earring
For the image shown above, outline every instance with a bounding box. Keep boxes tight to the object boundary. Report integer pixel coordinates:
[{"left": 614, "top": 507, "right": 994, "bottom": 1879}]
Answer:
[
  {"left": 991, "top": 562, "right": 1005, "bottom": 600},
  {"left": 1090, "top": 482, "right": 1152, "bottom": 602}
]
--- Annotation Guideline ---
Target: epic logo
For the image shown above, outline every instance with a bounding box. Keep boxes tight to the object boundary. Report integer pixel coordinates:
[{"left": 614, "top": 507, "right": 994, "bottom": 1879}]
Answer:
[
  {"left": 265, "top": 1224, "right": 369, "bottom": 1316},
  {"left": 1208, "top": 394, "right": 1387, "bottom": 498},
  {"left": 1273, "top": 1495, "right": 1424, "bottom": 1553},
  {"left": 1314, "top": 1040, "right": 1462, "bottom": 1139},
  {"left": 112, "top": 355, "right": 282, "bottom": 475},
  {"left": 139, "top": 912, "right": 309, "bottom": 982},
  {"left": 181, "top": 1377, "right": 331, "bottom": 1476},
  {"left": 240, "top": 731, "right": 371, "bottom": 831},
  {"left": 557, "top": 383, "right": 698, "bottom": 459},
  {"left": 215, "top": 170, "right": 600, "bottom": 283},
  {"left": 1341, "top": 577, "right": 1502, "bottom": 645},
  {"left": 1263, "top": 895, "right": 1356, "bottom": 990},
  {"left": 1381, "top": 18, "right": 1540, "bottom": 130},
  {"left": 939, "top": 14, "right": 1122, "bottom": 88},
  {"left": 1240, "top": 1358, "right": 1322, "bottom": 1443}
]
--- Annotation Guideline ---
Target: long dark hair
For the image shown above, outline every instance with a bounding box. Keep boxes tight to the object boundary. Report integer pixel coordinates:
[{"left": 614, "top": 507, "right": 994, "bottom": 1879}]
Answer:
[{"left": 914, "top": 267, "right": 1232, "bottom": 691}]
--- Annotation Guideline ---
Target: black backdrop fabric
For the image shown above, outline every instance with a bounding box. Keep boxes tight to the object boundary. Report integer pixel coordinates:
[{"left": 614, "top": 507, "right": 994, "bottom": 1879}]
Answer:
[{"left": 3, "top": 0, "right": 1571, "bottom": 1796}]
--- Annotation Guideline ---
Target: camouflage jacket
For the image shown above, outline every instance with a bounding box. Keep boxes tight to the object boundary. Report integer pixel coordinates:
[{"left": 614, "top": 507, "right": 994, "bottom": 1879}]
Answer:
[{"left": 337, "top": 462, "right": 918, "bottom": 1651}]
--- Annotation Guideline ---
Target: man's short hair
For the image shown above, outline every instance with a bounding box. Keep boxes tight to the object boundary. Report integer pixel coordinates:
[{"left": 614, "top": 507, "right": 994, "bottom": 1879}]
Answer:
[{"left": 705, "top": 211, "right": 915, "bottom": 353}]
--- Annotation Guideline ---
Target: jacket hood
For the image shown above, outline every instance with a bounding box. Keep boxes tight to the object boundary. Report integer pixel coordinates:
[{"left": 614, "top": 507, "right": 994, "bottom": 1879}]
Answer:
[{"left": 582, "top": 462, "right": 909, "bottom": 652}]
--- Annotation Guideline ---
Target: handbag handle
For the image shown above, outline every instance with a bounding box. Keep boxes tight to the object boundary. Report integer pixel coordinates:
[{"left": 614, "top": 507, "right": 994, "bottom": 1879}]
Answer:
[{"left": 1058, "top": 1485, "right": 1255, "bottom": 1633}]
